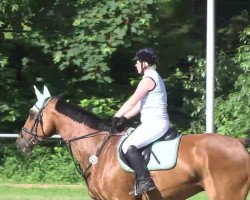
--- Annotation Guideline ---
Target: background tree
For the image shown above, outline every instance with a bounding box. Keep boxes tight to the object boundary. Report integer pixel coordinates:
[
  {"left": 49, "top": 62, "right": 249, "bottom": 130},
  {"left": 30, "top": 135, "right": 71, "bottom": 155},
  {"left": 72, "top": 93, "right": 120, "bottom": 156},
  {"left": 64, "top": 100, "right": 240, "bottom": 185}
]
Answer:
[
  {"left": 0, "top": 0, "right": 249, "bottom": 184},
  {"left": 0, "top": 0, "right": 249, "bottom": 136},
  {"left": 0, "top": 0, "right": 157, "bottom": 131}
]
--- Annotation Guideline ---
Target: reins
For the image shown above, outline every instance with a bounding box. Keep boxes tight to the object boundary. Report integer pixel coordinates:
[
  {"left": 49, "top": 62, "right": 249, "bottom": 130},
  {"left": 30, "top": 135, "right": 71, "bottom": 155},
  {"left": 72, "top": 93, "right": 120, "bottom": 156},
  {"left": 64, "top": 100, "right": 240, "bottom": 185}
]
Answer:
[
  {"left": 64, "top": 128, "right": 125, "bottom": 183},
  {"left": 65, "top": 128, "right": 111, "bottom": 143},
  {"left": 65, "top": 128, "right": 111, "bottom": 181}
]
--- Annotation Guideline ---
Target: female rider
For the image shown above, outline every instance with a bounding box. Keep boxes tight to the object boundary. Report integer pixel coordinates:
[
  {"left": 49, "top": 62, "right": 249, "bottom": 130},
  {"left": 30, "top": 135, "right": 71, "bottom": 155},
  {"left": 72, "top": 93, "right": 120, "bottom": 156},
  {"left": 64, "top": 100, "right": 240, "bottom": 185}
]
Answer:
[{"left": 112, "top": 48, "right": 170, "bottom": 195}]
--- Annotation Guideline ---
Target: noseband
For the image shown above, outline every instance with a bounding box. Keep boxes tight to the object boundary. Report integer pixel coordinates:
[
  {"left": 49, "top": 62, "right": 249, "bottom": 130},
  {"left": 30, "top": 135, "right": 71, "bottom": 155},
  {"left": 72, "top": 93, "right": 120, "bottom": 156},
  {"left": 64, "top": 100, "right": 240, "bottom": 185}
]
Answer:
[{"left": 19, "top": 97, "right": 52, "bottom": 145}]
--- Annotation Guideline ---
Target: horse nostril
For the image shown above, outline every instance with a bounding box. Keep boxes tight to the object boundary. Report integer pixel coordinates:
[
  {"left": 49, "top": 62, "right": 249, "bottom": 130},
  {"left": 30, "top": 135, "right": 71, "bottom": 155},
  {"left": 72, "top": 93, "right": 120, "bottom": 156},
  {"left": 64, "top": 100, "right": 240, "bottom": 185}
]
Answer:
[
  {"left": 16, "top": 140, "right": 22, "bottom": 151},
  {"left": 16, "top": 138, "right": 28, "bottom": 153}
]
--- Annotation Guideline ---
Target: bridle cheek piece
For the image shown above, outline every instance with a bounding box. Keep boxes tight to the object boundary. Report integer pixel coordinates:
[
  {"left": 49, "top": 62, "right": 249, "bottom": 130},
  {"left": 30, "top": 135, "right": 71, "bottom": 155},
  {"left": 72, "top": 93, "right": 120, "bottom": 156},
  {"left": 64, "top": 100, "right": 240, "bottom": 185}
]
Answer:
[{"left": 19, "top": 97, "right": 52, "bottom": 147}]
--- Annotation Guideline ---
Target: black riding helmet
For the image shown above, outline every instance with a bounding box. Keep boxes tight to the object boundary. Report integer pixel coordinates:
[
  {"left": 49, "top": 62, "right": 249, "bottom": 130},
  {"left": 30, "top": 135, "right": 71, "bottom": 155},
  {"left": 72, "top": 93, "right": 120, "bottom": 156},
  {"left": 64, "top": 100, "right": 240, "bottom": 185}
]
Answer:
[{"left": 132, "top": 48, "right": 157, "bottom": 66}]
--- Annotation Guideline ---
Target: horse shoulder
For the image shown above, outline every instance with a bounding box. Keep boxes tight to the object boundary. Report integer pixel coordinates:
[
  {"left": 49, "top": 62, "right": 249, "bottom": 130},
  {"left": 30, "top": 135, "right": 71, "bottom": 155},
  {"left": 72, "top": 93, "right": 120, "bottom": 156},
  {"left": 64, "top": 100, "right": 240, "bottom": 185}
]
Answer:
[{"left": 87, "top": 136, "right": 134, "bottom": 199}]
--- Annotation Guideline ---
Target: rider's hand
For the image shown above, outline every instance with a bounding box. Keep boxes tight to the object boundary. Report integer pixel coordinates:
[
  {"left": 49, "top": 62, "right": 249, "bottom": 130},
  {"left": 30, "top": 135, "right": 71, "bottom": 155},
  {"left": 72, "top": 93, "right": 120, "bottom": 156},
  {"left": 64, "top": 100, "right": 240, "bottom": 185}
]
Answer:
[
  {"left": 118, "top": 116, "right": 128, "bottom": 127},
  {"left": 112, "top": 117, "right": 120, "bottom": 128},
  {"left": 111, "top": 117, "right": 120, "bottom": 134},
  {"left": 111, "top": 116, "right": 128, "bottom": 133}
]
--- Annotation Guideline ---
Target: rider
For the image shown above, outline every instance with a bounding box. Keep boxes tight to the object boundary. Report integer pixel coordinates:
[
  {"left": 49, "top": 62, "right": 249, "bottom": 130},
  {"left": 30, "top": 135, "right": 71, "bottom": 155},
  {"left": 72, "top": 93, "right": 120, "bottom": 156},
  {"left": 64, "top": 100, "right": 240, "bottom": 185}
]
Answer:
[{"left": 112, "top": 48, "right": 170, "bottom": 195}]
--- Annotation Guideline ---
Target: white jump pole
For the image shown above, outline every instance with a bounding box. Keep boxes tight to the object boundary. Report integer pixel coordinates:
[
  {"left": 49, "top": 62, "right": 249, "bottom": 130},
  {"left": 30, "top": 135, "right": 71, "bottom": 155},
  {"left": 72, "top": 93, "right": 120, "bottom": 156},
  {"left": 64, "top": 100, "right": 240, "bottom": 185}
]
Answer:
[
  {"left": 0, "top": 133, "right": 61, "bottom": 139},
  {"left": 206, "top": 0, "right": 215, "bottom": 133}
]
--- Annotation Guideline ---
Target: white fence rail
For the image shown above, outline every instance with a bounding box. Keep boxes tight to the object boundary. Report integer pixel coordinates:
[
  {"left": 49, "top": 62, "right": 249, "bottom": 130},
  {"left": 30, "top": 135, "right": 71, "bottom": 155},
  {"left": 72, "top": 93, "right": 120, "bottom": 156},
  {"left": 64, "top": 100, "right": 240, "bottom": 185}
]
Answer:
[{"left": 0, "top": 133, "right": 61, "bottom": 139}]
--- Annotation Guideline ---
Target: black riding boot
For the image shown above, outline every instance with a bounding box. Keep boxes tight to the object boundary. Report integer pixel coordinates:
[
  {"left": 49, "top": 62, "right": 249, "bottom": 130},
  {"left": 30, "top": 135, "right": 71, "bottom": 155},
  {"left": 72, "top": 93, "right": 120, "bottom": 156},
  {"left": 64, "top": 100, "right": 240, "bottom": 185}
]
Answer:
[{"left": 125, "top": 145, "right": 156, "bottom": 195}]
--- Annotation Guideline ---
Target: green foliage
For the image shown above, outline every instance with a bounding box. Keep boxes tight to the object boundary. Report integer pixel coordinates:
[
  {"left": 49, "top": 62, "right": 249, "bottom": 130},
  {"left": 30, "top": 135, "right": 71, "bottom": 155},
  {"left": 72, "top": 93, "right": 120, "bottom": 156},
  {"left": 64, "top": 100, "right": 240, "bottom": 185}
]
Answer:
[
  {"left": 16, "top": 0, "right": 157, "bottom": 84},
  {"left": 177, "top": 22, "right": 250, "bottom": 135},
  {"left": 0, "top": 142, "right": 81, "bottom": 183},
  {"left": 0, "top": 53, "right": 8, "bottom": 68},
  {"left": 61, "top": 0, "right": 155, "bottom": 83},
  {"left": 0, "top": 1, "right": 249, "bottom": 184},
  {"left": 0, "top": 49, "right": 31, "bottom": 131},
  {"left": 0, "top": 0, "right": 28, "bottom": 33},
  {"left": 176, "top": 56, "right": 206, "bottom": 133},
  {"left": 79, "top": 97, "right": 122, "bottom": 119},
  {"left": 0, "top": 0, "right": 157, "bottom": 130},
  {"left": 215, "top": 26, "right": 250, "bottom": 136}
]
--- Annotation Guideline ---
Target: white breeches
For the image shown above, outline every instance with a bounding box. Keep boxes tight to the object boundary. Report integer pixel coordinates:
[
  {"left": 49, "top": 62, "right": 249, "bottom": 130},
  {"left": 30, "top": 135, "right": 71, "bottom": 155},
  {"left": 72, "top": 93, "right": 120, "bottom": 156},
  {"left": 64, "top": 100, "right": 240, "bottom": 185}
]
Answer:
[{"left": 122, "top": 120, "right": 169, "bottom": 153}]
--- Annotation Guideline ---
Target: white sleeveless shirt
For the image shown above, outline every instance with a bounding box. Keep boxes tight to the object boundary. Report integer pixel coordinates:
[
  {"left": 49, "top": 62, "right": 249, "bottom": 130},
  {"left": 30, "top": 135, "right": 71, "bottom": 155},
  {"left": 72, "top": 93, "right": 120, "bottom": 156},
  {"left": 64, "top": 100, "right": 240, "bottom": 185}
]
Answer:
[{"left": 140, "top": 69, "right": 169, "bottom": 123}]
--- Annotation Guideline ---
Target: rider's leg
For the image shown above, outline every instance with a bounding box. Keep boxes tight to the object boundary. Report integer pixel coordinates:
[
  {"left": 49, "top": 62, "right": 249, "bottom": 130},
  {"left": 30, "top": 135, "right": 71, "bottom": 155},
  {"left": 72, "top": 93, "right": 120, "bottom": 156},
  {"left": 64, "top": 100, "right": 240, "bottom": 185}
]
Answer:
[
  {"left": 125, "top": 145, "right": 156, "bottom": 195},
  {"left": 122, "top": 122, "right": 169, "bottom": 153},
  {"left": 122, "top": 122, "right": 169, "bottom": 195}
]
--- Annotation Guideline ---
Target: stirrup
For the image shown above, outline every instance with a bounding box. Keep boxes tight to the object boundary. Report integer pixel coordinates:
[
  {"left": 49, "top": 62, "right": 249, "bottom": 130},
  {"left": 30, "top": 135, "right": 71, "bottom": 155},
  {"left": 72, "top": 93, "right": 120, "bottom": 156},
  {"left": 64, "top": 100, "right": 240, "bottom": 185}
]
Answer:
[
  {"left": 129, "top": 179, "right": 156, "bottom": 196},
  {"left": 129, "top": 181, "right": 139, "bottom": 196}
]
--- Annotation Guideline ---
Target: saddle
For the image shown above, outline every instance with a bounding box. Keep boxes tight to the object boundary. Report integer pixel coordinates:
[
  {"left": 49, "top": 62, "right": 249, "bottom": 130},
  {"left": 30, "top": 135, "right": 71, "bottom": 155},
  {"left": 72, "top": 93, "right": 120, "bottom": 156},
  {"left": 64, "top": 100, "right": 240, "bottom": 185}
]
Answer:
[{"left": 118, "top": 127, "right": 181, "bottom": 168}]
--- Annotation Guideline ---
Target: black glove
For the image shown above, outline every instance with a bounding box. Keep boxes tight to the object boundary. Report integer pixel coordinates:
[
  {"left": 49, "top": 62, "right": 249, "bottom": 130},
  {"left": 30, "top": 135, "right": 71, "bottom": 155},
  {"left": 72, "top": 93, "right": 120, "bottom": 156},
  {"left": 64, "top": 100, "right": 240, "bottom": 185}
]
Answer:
[
  {"left": 111, "top": 117, "right": 120, "bottom": 134},
  {"left": 111, "top": 116, "right": 128, "bottom": 133},
  {"left": 112, "top": 117, "right": 120, "bottom": 128},
  {"left": 118, "top": 116, "right": 128, "bottom": 127}
]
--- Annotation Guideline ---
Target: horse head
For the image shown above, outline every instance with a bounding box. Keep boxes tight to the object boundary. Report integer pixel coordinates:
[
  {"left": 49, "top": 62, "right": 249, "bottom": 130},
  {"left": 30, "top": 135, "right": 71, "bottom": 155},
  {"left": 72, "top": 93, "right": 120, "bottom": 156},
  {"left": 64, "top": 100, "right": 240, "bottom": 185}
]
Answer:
[{"left": 16, "top": 85, "right": 55, "bottom": 153}]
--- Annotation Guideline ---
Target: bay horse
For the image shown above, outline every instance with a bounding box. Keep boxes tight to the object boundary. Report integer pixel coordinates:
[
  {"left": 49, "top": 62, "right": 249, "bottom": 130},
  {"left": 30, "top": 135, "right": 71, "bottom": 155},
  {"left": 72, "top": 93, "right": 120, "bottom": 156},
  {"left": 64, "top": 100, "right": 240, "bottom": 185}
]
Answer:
[{"left": 16, "top": 87, "right": 250, "bottom": 200}]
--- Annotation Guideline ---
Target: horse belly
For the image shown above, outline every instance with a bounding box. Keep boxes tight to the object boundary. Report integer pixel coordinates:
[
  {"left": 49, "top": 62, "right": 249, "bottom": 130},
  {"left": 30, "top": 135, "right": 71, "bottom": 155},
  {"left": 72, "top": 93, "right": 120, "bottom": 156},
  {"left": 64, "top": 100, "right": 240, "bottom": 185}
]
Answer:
[{"left": 150, "top": 146, "right": 203, "bottom": 199}]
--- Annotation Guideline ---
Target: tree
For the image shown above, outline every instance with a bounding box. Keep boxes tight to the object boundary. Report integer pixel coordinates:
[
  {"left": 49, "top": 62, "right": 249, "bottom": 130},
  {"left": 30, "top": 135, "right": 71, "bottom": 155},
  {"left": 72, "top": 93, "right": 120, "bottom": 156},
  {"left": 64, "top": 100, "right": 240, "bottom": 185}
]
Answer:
[
  {"left": 175, "top": 11, "right": 249, "bottom": 136},
  {"left": 0, "top": 0, "right": 157, "bottom": 131},
  {"left": 215, "top": 26, "right": 250, "bottom": 136}
]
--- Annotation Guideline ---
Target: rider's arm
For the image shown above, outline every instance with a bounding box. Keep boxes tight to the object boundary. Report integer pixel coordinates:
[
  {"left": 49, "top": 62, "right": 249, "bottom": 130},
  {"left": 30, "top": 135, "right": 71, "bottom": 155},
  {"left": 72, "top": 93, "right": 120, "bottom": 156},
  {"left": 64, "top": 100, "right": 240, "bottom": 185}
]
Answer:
[
  {"left": 114, "top": 78, "right": 155, "bottom": 118},
  {"left": 124, "top": 101, "right": 141, "bottom": 119}
]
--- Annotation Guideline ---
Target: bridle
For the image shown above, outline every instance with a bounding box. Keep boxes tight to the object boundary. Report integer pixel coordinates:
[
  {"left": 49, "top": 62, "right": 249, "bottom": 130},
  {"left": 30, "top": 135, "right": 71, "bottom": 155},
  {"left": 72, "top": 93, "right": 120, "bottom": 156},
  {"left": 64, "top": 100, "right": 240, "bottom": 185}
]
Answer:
[
  {"left": 19, "top": 97, "right": 124, "bottom": 184},
  {"left": 65, "top": 128, "right": 113, "bottom": 183},
  {"left": 19, "top": 97, "right": 52, "bottom": 146},
  {"left": 65, "top": 128, "right": 125, "bottom": 184}
]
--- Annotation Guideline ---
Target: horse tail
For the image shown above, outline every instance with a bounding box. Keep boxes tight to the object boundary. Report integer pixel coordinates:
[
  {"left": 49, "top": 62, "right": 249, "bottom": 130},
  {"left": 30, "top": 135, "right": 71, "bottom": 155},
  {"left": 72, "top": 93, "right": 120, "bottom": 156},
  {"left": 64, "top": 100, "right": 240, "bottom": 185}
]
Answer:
[{"left": 238, "top": 137, "right": 250, "bottom": 149}]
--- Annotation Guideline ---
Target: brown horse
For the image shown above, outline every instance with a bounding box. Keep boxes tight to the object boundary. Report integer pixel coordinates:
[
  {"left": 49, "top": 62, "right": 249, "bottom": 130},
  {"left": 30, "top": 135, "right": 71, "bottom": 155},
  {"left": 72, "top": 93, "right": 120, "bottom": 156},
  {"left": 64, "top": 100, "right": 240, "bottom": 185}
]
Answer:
[{"left": 16, "top": 94, "right": 250, "bottom": 200}]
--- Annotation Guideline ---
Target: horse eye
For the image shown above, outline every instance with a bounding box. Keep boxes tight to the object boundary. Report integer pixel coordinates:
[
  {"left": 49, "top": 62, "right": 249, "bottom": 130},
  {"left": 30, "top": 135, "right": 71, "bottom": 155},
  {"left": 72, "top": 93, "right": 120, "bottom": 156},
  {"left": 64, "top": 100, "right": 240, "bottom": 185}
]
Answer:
[{"left": 29, "top": 110, "right": 36, "bottom": 120}]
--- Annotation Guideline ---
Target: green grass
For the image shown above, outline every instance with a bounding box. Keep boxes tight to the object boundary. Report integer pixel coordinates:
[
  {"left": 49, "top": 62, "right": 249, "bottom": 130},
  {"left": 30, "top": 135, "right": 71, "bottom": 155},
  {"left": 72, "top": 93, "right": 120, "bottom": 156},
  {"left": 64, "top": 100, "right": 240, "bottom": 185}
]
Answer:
[
  {"left": 0, "top": 184, "right": 249, "bottom": 200},
  {"left": 187, "top": 193, "right": 207, "bottom": 200},
  {"left": 0, "top": 184, "right": 91, "bottom": 200}
]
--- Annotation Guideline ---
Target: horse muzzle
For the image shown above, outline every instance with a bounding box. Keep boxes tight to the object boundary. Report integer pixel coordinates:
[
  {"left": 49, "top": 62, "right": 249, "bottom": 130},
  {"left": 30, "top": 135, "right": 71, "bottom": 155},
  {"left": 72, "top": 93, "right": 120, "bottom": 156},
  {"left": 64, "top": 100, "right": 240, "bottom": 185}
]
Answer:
[{"left": 16, "top": 137, "right": 35, "bottom": 153}]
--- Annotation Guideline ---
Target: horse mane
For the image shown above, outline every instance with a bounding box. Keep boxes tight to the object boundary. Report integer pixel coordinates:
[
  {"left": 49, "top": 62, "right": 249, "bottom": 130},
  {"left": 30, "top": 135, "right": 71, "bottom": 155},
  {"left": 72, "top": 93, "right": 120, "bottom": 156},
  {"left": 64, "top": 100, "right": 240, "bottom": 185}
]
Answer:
[
  {"left": 238, "top": 137, "right": 250, "bottom": 149},
  {"left": 55, "top": 99, "right": 111, "bottom": 131}
]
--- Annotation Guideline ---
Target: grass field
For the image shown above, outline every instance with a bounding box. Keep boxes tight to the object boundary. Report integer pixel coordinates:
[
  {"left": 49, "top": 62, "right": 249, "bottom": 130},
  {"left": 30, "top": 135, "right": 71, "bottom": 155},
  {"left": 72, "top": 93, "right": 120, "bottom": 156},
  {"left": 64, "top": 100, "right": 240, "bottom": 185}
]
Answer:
[
  {"left": 0, "top": 184, "right": 249, "bottom": 200},
  {"left": 0, "top": 184, "right": 90, "bottom": 200}
]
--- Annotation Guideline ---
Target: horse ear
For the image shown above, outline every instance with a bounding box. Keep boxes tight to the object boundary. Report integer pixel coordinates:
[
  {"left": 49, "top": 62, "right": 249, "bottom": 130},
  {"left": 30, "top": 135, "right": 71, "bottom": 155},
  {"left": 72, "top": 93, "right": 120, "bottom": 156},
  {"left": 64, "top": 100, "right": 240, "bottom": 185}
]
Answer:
[
  {"left": 43, "top": 85, "right": 51, "bottom": 98},
  {"left": 34, "top": 85, "right": 43, "bottom": 100}
]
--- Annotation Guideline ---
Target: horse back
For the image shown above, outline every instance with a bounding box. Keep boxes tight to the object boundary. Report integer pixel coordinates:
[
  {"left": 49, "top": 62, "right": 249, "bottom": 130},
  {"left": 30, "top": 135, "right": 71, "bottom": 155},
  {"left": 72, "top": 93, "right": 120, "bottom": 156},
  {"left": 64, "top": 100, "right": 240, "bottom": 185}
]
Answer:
[{"left": 179, "top": 133, "right": 250, "bottom": 168}]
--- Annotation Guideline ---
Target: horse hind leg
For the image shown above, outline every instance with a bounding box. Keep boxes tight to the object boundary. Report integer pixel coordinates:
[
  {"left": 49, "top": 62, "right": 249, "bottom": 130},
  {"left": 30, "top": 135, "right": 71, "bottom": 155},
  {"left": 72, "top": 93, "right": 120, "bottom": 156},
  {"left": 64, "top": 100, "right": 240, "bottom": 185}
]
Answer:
[
  {"left": 204, "top": 175, "right": 250, "bottom": 200},
  {"left": 214, "top": 186, "right": 249, "bottom": 200}
]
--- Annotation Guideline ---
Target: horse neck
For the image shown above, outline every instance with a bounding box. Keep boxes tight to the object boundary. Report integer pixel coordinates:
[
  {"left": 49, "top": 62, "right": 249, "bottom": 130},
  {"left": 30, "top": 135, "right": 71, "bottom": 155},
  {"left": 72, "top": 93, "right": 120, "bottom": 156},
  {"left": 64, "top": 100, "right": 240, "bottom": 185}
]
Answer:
[
  {"left": 55, "top": 115, "right": 109, "bottom": 169},
  {"left": 50, "top": 99, "right": 109, "bottom": 166}
]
